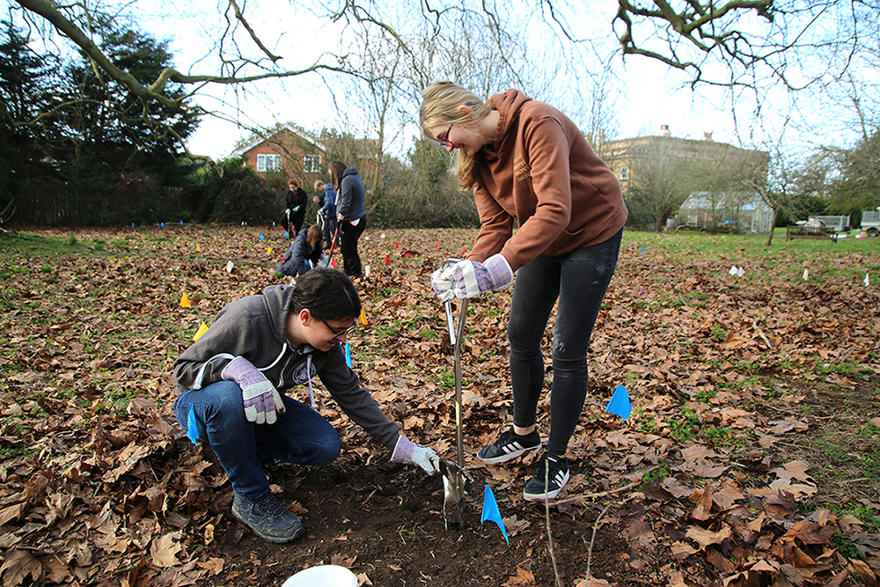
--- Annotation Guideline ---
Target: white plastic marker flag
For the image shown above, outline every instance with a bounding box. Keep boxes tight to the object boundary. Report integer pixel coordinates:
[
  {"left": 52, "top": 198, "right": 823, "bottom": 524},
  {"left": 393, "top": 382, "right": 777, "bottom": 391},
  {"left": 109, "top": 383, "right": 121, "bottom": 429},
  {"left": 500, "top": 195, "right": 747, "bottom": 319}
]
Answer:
[
  {"left": 729, "top": 265, "right": 745, "bottom": 277},
  {"left": 803, "top": 268, "right": 809, "bottom": 281},
  {"left": 225, "top": 260, "right": 234, "bottom": 274},
  {"left": 865, "top": 273, "right": 870, "bottom": 287}
]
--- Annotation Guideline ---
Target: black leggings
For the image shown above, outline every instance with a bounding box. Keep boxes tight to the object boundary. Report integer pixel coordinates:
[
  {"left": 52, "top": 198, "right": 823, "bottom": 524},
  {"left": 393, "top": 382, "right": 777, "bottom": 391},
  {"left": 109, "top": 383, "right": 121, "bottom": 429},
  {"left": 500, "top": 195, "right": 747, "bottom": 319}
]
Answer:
[
  {"left": 508, "top": 229, "right": 622, "bottom": 457},
  {"left": 339, "top": 217, "right": 365, "bottom": 277}
]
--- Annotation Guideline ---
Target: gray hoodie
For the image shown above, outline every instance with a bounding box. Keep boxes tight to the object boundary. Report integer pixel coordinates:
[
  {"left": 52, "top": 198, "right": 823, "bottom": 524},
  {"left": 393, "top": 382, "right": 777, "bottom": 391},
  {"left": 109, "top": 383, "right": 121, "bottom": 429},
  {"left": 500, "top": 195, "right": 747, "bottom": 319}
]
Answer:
[
  {"left": 335, "top": 166, "right": 366, "bottom": 221},
  {"left": 173, "top": 285, "right": 400, "bottom": 451}
]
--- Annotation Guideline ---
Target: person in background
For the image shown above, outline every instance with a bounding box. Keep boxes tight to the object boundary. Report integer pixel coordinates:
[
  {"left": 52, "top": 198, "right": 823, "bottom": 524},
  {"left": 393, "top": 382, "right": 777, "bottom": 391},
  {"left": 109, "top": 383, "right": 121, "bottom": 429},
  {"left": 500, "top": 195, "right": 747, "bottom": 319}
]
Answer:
[
  {"left": 173, "top": 268, "right": 440, "bottom": 543},
  {"left": 276, "top": 224, "right": 324, "bottom": 278},
  {"left": 421, "top": 81, "right": 627, "bottom": 501},
  {"left": 284, "top": 178, "right": 308, "bottom": 237},
  {"left": 313, "top": 179, "right": 338, "bottom": 250},
  {"left": 329, "top": 161, "right": 366, "bottom": 278}
]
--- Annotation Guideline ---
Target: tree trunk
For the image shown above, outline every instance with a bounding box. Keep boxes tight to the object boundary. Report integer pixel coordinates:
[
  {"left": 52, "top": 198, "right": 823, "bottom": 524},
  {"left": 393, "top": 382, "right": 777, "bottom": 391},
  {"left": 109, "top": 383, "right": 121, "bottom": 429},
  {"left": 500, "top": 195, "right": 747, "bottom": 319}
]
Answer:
[{"left": 765, "top": 209, "right": 777, "bottom": 247}]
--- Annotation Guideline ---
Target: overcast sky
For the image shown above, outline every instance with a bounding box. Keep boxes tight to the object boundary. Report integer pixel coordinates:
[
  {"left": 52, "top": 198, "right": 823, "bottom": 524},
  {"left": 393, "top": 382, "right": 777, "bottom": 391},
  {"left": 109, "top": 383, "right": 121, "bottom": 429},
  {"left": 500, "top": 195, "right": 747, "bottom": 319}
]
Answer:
[{"left": 172, "top": 3, "right": 759, "bottom": 160}]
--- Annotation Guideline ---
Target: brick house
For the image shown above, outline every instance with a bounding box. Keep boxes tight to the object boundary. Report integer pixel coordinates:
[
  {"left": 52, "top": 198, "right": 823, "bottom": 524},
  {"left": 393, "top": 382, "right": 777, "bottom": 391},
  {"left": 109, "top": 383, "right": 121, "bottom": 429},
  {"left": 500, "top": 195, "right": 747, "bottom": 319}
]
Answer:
[{"left": 234, "top": 125, "right": 327, "bottom": 182}]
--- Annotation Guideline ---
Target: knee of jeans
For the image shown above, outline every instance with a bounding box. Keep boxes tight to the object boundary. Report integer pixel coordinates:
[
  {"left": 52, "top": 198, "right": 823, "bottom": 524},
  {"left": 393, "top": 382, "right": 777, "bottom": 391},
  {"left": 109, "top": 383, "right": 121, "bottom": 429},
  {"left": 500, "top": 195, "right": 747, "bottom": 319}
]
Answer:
[{"left": 312, "top": 433, "right": 341, "bottom": 465}]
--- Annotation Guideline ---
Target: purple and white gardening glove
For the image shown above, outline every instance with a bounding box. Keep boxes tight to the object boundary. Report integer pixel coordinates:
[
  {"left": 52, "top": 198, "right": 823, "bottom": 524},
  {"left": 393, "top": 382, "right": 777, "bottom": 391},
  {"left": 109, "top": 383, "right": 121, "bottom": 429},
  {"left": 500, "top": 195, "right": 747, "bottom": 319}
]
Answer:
[
  {"left": 221, "top": 356, "right": 286, "bottom": 425},
  {"left": 391, "top": 436, "right": 440, "bottom": 475},
  {"left": 431, "top": 254, "right": 514, "bottom": 302}
]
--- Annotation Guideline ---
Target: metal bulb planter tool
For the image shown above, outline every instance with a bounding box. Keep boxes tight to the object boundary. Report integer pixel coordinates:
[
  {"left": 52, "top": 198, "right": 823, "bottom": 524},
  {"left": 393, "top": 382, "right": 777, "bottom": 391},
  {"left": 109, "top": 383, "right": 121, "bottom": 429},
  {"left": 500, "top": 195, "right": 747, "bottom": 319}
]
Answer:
[{"left": 441, "top": 293, "right": 469, "bottom": 530}]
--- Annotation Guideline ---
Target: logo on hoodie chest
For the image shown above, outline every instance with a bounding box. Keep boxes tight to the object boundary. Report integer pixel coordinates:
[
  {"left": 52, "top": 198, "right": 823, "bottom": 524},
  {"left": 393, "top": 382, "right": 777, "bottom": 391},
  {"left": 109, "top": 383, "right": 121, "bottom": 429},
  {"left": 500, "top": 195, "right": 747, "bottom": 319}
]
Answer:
[{"left": 287, "top": 359, "right": 316, "bottom": 386}]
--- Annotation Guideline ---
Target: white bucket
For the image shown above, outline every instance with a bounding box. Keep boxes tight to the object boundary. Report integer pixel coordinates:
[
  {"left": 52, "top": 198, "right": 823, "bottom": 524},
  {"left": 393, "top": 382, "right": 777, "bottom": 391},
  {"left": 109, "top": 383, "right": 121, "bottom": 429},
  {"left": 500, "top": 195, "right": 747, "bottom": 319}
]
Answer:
[{"left": 281, "top": 565, "right": 357, "bottom": 587}]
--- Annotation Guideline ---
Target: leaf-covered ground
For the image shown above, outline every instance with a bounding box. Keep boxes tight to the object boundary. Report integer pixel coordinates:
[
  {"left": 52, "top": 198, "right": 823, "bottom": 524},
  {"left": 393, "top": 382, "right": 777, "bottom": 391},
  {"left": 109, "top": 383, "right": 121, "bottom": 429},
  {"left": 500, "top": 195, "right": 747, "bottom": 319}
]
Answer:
[{"left": 1, "top": 225, "right": 879, "bottom": 586}]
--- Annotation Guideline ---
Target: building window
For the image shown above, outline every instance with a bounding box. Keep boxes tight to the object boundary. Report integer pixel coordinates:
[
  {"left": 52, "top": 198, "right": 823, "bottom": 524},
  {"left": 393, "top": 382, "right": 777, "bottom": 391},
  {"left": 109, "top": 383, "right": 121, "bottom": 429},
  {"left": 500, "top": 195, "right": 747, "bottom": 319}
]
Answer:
[
  {"left": 620, "top": 166, "right": 629, "bottom": 180},
  {"left": 256, "top": 153, "right": 282, "bottom": 172},
  {"left": 303, "top": 154, "right": 322, "bottom": 173}
]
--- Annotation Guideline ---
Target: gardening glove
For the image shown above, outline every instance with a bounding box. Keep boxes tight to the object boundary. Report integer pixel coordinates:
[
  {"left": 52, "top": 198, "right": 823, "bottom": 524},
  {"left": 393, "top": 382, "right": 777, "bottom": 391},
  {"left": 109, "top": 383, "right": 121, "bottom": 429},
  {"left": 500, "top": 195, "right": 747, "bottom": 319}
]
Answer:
[
  {"left": 431, "top": 254, "right": 514, "bottom": 302},
  {"left": 221, "top": 356, "right": 286, "bottom": 425},
  {"left": 391, "top": 435, "right": 440, "bottom": 475}
]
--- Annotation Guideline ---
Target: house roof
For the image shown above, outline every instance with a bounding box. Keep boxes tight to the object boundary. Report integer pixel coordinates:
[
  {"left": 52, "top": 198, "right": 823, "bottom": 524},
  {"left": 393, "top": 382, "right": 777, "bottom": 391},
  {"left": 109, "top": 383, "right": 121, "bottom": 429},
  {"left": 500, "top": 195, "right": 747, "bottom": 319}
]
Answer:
[{"left": 232, "top": 124, "right": 326, "bottom": 156}]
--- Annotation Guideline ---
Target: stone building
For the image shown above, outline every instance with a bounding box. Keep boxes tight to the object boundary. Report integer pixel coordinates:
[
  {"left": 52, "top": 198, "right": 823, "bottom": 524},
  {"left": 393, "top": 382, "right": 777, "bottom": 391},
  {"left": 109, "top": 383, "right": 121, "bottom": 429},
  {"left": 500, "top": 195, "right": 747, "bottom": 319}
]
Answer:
[{"left": 599, "top": 125, "right": 771, "bottom": 231}]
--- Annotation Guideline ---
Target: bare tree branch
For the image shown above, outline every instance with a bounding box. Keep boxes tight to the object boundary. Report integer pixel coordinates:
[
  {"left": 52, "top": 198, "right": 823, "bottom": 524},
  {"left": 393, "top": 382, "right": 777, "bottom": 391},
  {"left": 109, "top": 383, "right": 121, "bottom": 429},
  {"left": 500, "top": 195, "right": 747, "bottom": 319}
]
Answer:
[{"left": 227, "top": 0, "right": 281, "bottom": 63}]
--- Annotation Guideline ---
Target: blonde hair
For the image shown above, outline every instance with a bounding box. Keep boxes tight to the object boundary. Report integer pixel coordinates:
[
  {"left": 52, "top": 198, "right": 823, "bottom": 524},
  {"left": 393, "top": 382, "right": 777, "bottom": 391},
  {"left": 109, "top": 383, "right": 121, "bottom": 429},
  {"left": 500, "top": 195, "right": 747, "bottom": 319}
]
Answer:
[
  {"left": 313, "top": 180, "right": 324, "bottom": 191},
  {"left": 420, "top": 82, "right": 492, "bottom": 190}
]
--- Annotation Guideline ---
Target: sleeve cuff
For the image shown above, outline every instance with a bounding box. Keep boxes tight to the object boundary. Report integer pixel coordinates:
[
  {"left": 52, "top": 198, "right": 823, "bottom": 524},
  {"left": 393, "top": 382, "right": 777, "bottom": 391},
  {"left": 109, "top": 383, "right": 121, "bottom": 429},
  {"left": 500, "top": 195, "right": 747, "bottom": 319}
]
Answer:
[
  {"left": 484, "top": 253, "right": 514, "bottom": 289},
  {"left": 390, "top": 435, "right": 414, "bottom": 463}
]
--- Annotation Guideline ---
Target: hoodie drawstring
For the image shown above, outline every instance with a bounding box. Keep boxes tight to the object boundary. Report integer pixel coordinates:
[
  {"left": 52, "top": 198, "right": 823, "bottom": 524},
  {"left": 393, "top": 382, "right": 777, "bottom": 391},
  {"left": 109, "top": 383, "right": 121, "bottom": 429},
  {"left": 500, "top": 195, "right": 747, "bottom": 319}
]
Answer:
[{"left": 306, "top": 354, "right": 316, "bottom": 409}]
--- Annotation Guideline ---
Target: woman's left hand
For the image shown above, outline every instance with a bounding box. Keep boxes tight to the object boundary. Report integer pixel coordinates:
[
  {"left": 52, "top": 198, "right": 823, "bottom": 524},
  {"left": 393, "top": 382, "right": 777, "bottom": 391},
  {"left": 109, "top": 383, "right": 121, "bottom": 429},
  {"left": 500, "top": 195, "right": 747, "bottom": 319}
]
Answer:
[{"left": 431, "top": 254, "right": 514, "bottom": 301}]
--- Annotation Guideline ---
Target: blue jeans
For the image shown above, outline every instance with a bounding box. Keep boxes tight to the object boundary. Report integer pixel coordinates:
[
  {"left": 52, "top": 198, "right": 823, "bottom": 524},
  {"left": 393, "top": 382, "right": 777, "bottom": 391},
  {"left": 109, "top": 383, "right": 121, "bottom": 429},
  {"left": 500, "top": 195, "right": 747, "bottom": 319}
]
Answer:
[
  {"left": 174, "top": 381, "right": 341, "bottom": 500},
  {"left": 508, "top": 229, "right": 622, "bottom": 457}
]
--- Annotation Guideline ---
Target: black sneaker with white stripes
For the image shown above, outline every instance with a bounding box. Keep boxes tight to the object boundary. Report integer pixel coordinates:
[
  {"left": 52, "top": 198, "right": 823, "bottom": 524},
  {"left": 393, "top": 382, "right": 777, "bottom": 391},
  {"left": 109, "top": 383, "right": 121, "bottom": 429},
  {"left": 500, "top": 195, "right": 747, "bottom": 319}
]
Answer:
[
  {"left": 523, "top": 454, "right": 570, "bottom": 501},
  {"left": 477, "top": 427, "right": 541, "bottom": 465}
]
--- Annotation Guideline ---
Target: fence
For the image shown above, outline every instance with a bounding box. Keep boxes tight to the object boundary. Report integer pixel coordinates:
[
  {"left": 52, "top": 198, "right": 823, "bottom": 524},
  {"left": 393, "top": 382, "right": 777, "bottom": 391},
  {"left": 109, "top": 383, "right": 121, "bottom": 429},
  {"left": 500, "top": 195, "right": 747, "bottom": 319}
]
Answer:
[{"left": 6, "top": 178, "right": 186, "bottom": 226}]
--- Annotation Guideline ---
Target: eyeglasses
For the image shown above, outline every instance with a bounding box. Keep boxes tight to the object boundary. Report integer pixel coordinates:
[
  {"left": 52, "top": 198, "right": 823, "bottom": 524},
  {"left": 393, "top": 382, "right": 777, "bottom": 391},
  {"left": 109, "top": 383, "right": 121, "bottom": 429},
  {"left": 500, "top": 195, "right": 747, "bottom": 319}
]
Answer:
[
  {"left": 438, "top": 124, "right": 453, "bottom": 148},
  {"left": 319, "top": 318, "right": 357, "bottom": 339}
]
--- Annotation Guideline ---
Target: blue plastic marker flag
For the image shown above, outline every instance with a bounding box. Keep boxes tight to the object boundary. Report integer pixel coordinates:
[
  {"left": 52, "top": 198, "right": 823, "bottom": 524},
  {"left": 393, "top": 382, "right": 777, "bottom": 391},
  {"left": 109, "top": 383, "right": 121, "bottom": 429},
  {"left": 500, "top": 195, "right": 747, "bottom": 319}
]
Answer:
[
  {"left": 639, "top": 247, "right": 644, "bottom": 254},
  {"left": 160, "top": 222, "right": 165, "bottom": 228},
  {"left": 186, "top": 403, "right": 200, "bottom": 445},
  {"left": 130, "top": 222, "right": 135, "bottom": 228},
  {"left": 259, "top": 234, "right": 265, "bottom": 240},
  {"left": 605, "top": 385, "right": 632, "bottom": 420},
  {"left": 344, "top": 342, "right": 352, "bottom": 367},
  {"left": 283, "top": 231, "right": 289, "bottom": 239},
  {"left": 480, "top": 484, "right": 509, "bottom": 546}
]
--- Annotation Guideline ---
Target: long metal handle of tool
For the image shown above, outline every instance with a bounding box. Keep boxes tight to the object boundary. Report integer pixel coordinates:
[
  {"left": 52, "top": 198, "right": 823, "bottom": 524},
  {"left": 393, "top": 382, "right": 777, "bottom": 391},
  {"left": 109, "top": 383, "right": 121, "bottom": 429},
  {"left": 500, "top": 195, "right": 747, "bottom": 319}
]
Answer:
[{"left": 451, "top": 299, "right": 468, "bottom": 470}]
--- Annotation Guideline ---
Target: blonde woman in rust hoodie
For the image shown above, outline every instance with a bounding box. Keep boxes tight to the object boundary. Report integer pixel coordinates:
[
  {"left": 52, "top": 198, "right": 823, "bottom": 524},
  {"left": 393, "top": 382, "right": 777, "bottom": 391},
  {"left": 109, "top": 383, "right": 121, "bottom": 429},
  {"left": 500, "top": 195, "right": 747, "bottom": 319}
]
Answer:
[
  {"left": 421, "top": 82, "right": 627, "bottom": 502},
  {"left": 173, "top": 268, "right": 439, "bottom": 543}
]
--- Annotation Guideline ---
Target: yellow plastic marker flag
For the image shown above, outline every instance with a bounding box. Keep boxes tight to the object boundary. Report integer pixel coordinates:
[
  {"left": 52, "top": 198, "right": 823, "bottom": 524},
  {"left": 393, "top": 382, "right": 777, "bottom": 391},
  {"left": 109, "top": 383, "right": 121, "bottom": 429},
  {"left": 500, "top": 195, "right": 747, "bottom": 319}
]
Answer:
[
  {"left": 267, "top": 246, "right": 272, "bottom": 256},
  {"left": 193, "top": 321, "right": 209, "bottom": 342},
  {"left": 180, "top": 292, "right": 192, "bottom": 308},
  {"left": 359, "top": 307, "right": 367, "bottom": 325},
  {"left": 196, "top": 244, "right": 201, "bottom": 253}
]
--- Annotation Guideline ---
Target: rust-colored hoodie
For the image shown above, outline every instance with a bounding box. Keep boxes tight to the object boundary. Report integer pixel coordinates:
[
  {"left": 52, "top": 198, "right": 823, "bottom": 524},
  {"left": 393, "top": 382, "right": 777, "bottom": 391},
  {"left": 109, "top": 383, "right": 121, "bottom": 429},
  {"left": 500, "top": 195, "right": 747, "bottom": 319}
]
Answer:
[{"left": 469, "top": 90, "right": 627, "bottom": 271}]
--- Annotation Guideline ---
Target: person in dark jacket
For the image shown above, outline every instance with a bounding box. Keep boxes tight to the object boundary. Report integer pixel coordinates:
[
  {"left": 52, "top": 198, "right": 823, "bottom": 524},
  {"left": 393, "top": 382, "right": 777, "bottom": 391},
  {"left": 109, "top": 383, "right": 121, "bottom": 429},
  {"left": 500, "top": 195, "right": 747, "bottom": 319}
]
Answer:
[
  {"left": 173, "top": 269, "right": 440, "bottom": 543},
  {"left": 284, "top": 179, "right": 309, "bottom": 237},
  {"left": 329, "top": 161, "right": 366, "bottom": 278},
  {"left": 276, "top": 225, "right": 324, "bottom": 277}
]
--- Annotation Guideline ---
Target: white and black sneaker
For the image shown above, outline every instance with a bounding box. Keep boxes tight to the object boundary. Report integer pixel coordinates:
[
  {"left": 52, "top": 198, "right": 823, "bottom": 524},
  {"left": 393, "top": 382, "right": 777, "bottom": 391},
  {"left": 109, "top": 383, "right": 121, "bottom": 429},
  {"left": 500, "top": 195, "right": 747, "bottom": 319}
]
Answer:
[
  {"left": 477, "top": 427, "right": 541, "bottom": 465},
  {"left": 523, "top": 454, "right": 570, "bottom": 501}
]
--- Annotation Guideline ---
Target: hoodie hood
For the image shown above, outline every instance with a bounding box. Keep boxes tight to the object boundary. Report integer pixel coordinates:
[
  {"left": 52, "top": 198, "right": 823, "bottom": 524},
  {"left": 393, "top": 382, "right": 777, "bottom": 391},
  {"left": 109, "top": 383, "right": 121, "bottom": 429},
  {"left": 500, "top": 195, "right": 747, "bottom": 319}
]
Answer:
[
  {"left": 342, "top": 166, "right": 360, "bottom": 179},
  {"left": 261, "top": 284, "right": 295, "bottom": 344},
  {"left": 487, "top": 89, "right": 532, "bottom": 153}
]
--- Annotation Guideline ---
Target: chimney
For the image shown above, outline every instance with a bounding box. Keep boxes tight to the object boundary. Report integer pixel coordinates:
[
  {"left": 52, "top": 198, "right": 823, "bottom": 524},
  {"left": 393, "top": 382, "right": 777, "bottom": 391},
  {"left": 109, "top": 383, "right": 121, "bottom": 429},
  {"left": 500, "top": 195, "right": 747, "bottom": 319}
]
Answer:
[
  {"left": 659, "top": 124, "right": 670, "bottom": 137},
  {"left": 703, "top": 132, "right": 714, "bottom": 141}
]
